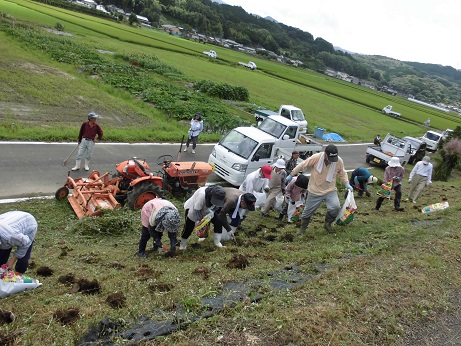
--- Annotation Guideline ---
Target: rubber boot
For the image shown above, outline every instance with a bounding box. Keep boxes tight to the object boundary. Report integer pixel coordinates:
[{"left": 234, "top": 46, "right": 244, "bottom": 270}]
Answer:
[
  {"left": 179, "top": 238, "right": 187, "bottom": 250},
  {"left": 297, "top": 218, "right": 310, "bottom": 235},
  {"left": 84, "top": 159, "right": 90, "bottom": 171},
  {"left": 375, "top": 197, "right": 384, "bottom": 211},
  {"left": 213, "top": 233, "right": 224, "bottom": 248},
  {"left": 71, "top": 159, "right": 81, "bottom": 171},
  {"left": 324, "top": 212, "right": 335, "bottom": 233}
]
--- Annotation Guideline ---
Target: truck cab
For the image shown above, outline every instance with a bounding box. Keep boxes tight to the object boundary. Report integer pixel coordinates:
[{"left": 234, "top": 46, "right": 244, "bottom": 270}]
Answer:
[
  {"left": 402, "top": 136, "right": 426, "bottom": 164},
  {"left": 421, "top": 130, "right": 443, "bottom": 151},
  {"left": 279, "top": 105, "right": 308, "bottom": 134},
  {"left": 209, "top": 116, "right": 321, "bottom": 186}
]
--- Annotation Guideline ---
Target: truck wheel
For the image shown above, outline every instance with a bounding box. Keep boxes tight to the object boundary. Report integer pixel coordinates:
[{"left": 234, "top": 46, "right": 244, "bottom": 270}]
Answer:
[
  {"left": 126, "top": 181, "right": 163, "bottom": 210},
  {"left": 365, "top": 156, "right": 371, "bottom": 164}
]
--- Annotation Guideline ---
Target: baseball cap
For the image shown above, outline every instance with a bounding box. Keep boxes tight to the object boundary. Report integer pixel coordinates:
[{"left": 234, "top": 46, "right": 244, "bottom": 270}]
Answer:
[
  {"left": 325, "top": 144, "right": 338, "bottom": 162},
  {"left": 210, "top": 186, "right": 226, "bottom": 207},
  {"left": 242, "top": 193, "right": 256, "bottom": 211},
  {"left": 88, "top": 112, "right": 99, "bottom": 120},
  {"left": 260, "top": 165, "right": 272, "bottom": 179}
]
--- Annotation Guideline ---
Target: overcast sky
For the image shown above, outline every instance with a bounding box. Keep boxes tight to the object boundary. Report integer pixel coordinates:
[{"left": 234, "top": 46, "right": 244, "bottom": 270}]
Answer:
[{"left": 221, "top": 0, "right": 461, "bottom": 70}]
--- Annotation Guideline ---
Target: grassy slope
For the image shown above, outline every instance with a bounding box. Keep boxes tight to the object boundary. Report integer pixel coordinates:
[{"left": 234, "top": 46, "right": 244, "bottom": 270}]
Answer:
[
  {"left": 0, "top": 180, "right": 460, "bottom": 345},
  {"left": 1, "top": 0, "right": 460, "bottom": 143}
]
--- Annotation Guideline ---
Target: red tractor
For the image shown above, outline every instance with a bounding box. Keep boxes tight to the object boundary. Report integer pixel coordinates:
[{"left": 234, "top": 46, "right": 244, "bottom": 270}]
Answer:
[{"left": 56, "top": 156, "right": 214, "bottom": 218}]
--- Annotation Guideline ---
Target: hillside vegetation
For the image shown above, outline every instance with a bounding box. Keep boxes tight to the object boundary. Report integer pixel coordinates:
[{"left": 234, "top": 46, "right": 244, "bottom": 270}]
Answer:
[{"left": 1, "top": 0, "right": 461, "bottom": 144}]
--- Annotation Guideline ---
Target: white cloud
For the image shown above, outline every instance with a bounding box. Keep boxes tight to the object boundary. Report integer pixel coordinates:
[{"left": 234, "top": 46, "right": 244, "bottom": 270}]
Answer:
[{"left": 222, "top": 0, "right": 461, "bottom": 69}]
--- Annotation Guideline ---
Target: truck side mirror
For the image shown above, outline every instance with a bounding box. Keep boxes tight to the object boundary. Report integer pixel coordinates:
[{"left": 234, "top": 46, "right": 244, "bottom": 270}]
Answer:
[
  {"left": 282, "top": 135, "right": 289, "bottom": 140},
  {"left": 252, "top": 154, "right": 260, "bottom": 162}
]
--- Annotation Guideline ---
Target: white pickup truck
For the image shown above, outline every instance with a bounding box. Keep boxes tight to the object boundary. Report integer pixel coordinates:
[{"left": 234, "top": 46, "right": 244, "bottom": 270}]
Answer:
[
  {"left": 238, "top": 61, "right": 257, "bottom": 70},
  {"left": 203, "top": 50, "right": 217, "bottom": 58},
  {"left": 365, "top": 133, "right": 412, "bottom": 167},
  {"left": 254, "top": 105, "right": 308, "bottom": 134},
  {"left": 208, "top": 115, "right": 322, "bottom": 186},
  {"left": 421, "top": 129, "right": 453, "bottom": 152},
  {"left": 382, "top": 105, "right": 401, "bottom": 118}
]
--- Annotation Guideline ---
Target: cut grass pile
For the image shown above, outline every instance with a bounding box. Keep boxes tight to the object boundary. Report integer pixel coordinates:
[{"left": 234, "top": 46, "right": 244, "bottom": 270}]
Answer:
[{"left": 0, "top": 178, "right": 460, "bottom": 344}]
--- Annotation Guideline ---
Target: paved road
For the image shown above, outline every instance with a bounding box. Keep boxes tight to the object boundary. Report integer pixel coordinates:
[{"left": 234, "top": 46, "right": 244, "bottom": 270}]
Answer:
[{"left": 0, "top": 141, "right": 374, "bottom": 200}]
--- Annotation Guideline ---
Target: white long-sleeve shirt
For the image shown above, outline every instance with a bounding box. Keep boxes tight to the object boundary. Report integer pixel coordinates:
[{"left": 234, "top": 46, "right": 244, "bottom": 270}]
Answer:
[
  {"left": 409, "top": 161, "right": 433, "bottom": 184},
  {"left": 239, "top": 169, "right": 268, "bottom": 193},
  {"left": 0, "top": 211, "right": 38, "bottom": 259}
]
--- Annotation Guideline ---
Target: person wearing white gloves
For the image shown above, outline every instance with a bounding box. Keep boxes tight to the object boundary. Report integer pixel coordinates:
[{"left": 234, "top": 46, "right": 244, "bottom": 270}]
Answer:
[
  {"left": 407, "top": 156, "right": 433, "bottom": 203},
  {"left": 180, "top": 185, "right": 226, "bottom": 250},
  {"left": 215, "top": 188, "right": 256, "bottom": 239},
  {"left": 239, "top": 165, "right": 271, "bottom": 194},
  {"left": 286, "top": 144, "right": 351, "bottom": 235}
]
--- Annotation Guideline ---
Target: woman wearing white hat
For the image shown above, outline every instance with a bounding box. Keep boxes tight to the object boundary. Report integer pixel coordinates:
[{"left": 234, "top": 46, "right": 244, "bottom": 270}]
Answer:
[
  {"left": 261, "top": 159, "right": 287, "bottom": 217},
  {"left": 375, "top": 157, "right": 406, "bottom": 212}
]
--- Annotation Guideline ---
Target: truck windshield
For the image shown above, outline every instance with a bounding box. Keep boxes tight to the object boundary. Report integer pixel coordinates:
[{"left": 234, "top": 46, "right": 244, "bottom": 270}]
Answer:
[
  {"left": 291, "top": 109, "right": 305, "bottom": 121},
  {"left": 424, "top": 132, "right": 441, "bottom": 141},
  {"left": 219, "top": 130, "right": 258, "bottom": 159},
  {"left": 258, "top": 118, "right": 287, "bottom": 138}
]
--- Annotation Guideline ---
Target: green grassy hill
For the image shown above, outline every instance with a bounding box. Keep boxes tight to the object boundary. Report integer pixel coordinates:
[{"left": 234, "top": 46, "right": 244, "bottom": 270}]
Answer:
[{"left": 1, "top": 0, "right": 460, "bottom": 143}]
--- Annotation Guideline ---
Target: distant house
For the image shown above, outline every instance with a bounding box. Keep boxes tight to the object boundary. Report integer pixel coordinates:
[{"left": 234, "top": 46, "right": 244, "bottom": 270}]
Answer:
[
  {"left": 161, "top": 25, "right": 182, "bottom": 36},
  {"left": 95, "top": 5, "right": 109, "bottom": 14},
  {"left": 324, "top": 68, "right": 336, "bottom": 77}
]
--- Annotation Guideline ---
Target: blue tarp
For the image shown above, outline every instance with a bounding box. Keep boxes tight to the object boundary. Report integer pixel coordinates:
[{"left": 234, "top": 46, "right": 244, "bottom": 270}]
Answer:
[{"left": 322, "top": 133, "right": 346, "bottom": 142}]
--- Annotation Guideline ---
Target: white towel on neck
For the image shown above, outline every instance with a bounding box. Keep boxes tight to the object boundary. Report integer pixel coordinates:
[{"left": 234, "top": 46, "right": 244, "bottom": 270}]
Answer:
[{"left": 316, "top": 152, "right": 337, "bottom": 182}]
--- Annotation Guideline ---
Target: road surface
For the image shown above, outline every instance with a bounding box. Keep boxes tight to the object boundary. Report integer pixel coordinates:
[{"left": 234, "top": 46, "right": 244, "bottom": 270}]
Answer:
[{"left": 0, "top": 141, "right": 374, "bottom": 200}]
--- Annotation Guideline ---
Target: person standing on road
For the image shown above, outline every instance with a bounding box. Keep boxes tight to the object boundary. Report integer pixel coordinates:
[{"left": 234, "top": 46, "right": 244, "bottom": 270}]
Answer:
[
  {"left": 287, "top": 144, "right": 352, "bottom": 235},
  {"left": 261, "top": 159, "right": 287, "bottom": 217},
  {"left": 406, "top": 156, "right": 433, "bottom": 203},
  {"left": 138, "top": 198, "right": 181, "bottom": 258},
  {"left": 72, "top": 112, "right": 103, "bottom": 171},
  {"left": 375, "top": 157, "right": 405, "bottom": 212},
  {"left": 183, "top": 112, "right": 203, "bottom": 154},
  {"left": 349, "top": 167, "right": 378, "bottom": 198},
  {"left": 0, "top": 211, "right": 38, "bottom": 274}
]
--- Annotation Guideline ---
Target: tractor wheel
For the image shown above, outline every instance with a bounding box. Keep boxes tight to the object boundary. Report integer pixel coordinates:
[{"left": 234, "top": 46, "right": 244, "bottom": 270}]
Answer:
[
  {"left": 55, "top": 186, "right": 69, "bottom": 200},
  {"left": 126, "top": 181, "right": 163, "bottom": 210}
]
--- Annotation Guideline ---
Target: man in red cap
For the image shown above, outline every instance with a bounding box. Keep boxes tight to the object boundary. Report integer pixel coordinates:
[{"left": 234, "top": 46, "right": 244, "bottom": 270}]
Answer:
[{"left": 239, "top": 165, "right": 271, "bottom": 194}]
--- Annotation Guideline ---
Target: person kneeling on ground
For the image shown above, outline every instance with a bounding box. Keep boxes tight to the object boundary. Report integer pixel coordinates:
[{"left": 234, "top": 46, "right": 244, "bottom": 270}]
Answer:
[
  {"left": 180, "top": 185, "right": 226, "bottom": 250},
  {"left": 375, "top": 157, "right": 405, "bottom": 212},
  {"left": 348, "top": 167, "right": 378, "bottom": 198},
  {"left": 138, "top": 198, "right": 181, "bottom": 257},
  {"left": 0, "top": 211, "right": 38, "bottom": 274}
]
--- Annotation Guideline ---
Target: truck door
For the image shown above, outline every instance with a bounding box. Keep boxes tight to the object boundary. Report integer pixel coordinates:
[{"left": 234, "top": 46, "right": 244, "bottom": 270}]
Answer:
[
  {"left": 276, "top": 125, "right": 298, "bottom": 150},
  {"left": 246, "top": 143, "right": 274, "bottom": 173}
]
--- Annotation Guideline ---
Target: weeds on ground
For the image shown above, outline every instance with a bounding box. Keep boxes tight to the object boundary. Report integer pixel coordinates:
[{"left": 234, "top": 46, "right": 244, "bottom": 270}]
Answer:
[{"left": 0, "top": 180, "right": 460, "bottom": 344}]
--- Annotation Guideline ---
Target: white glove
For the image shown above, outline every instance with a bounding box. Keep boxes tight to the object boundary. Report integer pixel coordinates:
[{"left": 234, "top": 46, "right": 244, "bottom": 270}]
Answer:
[
  {"left": 228, "top": 226, "right": 237, "bottom": 237},
  {"left": 408, "top": 179, "right": 412, "bottom": 183},
  {"left": 344, "top": 183, "right": 353, "bottom": 191}
]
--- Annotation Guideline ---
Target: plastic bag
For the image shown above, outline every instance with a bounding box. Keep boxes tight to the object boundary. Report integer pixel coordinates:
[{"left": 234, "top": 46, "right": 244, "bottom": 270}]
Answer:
[
  {"left": 336, "top": 190, "right": 357, "bottom": 226},
  {"left": 421, "top": 201, "right": 449, "bottom": 213},
  {"left": 1, "top": 268, "right": 42, "bottom": 298},
  {"left": 194, "top": 212, "right": 213, "bottom": 237},
  {"left": 377, "top": 180, "right": 393, "bottom": 199},
  {"left": 274, "top": 194, "right": 285, "bottom": 212},
  {"left": 287, "top": 199, "right": 304, "bottom": 222},
  {"left": 253, "top": 191, "right": 267, "bottom": 209}
]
